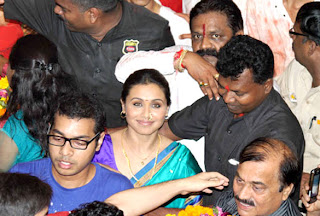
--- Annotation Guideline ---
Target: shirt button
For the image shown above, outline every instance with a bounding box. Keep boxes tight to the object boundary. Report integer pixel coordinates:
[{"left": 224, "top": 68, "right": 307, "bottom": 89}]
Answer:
[
  {"left": 95, "top": 68, "right": 101, "bottom": 73},
  {"left": 227, "top": 130, "right": 232, "bottom": 134},
  {"left": 97, "top": 42, "right": 102, "bottom": 47},
  {"left": 218, "top": 157, "right": 221, "bottom": 161},
  {"left": 92, "top": 93, "right": 97, "bottom": 97}
]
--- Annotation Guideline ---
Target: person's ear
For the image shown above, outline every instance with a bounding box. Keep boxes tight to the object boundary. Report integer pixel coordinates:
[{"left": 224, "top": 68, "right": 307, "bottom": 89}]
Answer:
[
  {"left": 235, "top": 30, "right": 244, "bottom": 36},
  {"left": 263, "top": 78, "right": 273, "bottom": 94},
  {"left": 87, "top": 8, "right": 100, "bottom": 24},
  {"left": 120, "top": 99, "right": 126, "bottom": 112},
  {"left": 165, "top": 106, "right": 170, "bottom": 118},
  {"left": 282, "top": 183, "right": 294, "bottom": 201},
  {"left": 308, "top": 40, "right": 318, "bottom": 56},
  {"left": 95, "top": 131, "right": 106, "bottom": 152}
]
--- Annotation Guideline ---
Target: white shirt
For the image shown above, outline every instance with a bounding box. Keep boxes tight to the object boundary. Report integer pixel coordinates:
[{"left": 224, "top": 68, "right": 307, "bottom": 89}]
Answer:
[
  {"left": 276, "top": 59, "right": 320, "bottom": 172},
  {"left": 159, "top": 6, "right": 192, "bottom": 46}
]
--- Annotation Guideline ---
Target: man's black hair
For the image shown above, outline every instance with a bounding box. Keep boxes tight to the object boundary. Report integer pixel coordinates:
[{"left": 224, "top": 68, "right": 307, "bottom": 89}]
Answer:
[
  {"left": 54, "top": 91, "right": 106, "bottom": 134},
  {"left": 216, "top": 35, "right": 274, "bottom": 84},
  {"left": 296, "top": 2, "right": 320, "bottom": 45},
  {"left": 239, "top": 138, "right": 299, "bottom": 192}
]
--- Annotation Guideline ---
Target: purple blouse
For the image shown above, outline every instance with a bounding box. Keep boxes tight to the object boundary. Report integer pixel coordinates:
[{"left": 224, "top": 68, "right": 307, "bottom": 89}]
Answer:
[{"left": 92, "top": 134, "right": 119, "bottom": 171}]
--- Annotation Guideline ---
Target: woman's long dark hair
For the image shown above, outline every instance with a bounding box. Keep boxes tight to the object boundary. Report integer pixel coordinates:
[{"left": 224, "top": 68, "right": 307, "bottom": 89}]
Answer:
[{"left": 7, "top": 34, "right": 76, "bottom": 152}]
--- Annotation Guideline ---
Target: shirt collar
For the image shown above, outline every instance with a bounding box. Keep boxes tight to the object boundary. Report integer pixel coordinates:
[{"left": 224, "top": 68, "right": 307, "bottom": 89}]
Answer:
[{"left": 103, "top": 1, "right": 137, "bottom": 40}]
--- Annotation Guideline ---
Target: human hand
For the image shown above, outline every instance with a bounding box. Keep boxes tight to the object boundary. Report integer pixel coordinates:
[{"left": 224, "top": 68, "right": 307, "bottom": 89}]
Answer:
[
  {"left": 175, "top": 12, "right": 189, "bottom": 23},
  {"left": 301, "top": 184, "right": 320, "bottom": 214},
  {"left": 302, "top": 165, "right": 320, "bottom": 215},
  {"left": 179, "top": 172, "right": 229, "bottom": 195},
  {"left": 182, "top": 52, "right": 220, "bottom": 100},
  {"left": 179, "top": 33, "right": 191, "bottom": 40},
  {"left": 301, "top": 172, "right": 311, "bottom": 198},
  {"left": 0, "top": 0, "right": 4, "bottom": 5}
]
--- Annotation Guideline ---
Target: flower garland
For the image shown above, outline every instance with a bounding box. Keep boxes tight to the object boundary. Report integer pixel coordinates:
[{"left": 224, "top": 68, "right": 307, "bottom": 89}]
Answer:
[
  {"left": 0, "top": 75, "right": 11, "bottom": 117},
  {"left": 166, "top": 205, "right": 231, "bottom": 216}
]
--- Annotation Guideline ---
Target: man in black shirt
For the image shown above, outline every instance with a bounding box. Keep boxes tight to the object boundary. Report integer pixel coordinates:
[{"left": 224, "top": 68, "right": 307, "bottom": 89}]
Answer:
[
  {"left": 1, "top": 0, "right": 174, "bottom": 127},
  {"left": 160, "top": 35, "right": 305, "bottom": 205}
]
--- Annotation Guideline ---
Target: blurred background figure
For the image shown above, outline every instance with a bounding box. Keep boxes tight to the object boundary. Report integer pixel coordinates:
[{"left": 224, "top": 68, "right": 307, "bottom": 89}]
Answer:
[{"left": 234, "top": 0, "right": 315, "bottom": 77}]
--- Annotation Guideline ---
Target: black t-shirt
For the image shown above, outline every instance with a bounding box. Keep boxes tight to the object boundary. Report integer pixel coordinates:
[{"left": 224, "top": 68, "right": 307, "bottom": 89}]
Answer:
[
  {"left": 4, "top": 0, "right": 175, "bottom": 127},
  {"left": 169, "top": 89, "right": 305, "bottom": 205}
]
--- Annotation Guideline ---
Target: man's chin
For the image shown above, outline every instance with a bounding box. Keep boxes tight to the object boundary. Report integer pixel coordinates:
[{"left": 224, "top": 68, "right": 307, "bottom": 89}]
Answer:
[
  {"left": 227, "top": 105, "right": 240, "bottom": 114},
  {"left": 203, "top": 55, "right": 218, "bottom": 66}
]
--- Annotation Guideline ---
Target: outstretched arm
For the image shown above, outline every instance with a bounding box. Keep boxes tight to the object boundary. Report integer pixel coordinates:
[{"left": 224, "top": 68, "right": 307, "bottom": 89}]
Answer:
[{"left": 106, "top": 172, "right": 229, "bottom": 216}]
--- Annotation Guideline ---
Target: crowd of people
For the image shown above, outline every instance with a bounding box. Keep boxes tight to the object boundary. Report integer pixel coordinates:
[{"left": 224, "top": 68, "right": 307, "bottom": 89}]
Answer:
[{"left": 0, "top": 0, "right": 320, "bottom": 215}]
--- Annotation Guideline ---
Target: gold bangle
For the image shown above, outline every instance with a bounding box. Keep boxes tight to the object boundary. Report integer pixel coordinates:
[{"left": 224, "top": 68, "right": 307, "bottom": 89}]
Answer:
[{"left": 178, "top": 50, "right": 188, "bottom": 72}]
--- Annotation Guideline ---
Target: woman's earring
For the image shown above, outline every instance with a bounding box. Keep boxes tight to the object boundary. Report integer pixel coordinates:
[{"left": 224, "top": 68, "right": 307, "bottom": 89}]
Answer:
[{"left": 120, "top": 111, "right": 126, "bottom": 119}]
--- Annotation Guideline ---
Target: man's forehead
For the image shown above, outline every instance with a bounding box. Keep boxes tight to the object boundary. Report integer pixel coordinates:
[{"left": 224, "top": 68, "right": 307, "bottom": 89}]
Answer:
[
  {"left": 55, "top": 0, "right": 75, "bottom": 9},
  {"left": 237, "top": 157, "right": 281, "bottom": 183},
  {"left": 191, "top": 12, "right": 231, "bottom": 32},
  {"left": 53, "top": 114, "right": 95, "bottom": 131},
  {"left": 218, "top": 69, "right": 255, "bottom": 88}
]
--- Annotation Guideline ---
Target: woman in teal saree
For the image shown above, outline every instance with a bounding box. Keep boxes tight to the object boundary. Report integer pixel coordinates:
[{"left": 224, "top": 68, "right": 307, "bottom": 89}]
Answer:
[{"left": 93, "top": 69, "right": 202, "bottom": 208}]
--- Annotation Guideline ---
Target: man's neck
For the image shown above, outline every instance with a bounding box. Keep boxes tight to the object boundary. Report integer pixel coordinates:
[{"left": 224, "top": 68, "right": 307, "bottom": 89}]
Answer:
[
  {"left": 145, "top": 1, "right": 161, "bottom": 14},
  {"left": 90, "top": 2, "right": 123, "bottom": 42},
  {"left": 307, "top": 65, "right": 320, "bottom": 88},
  {"left": 51, "top": 163, "right": 96, "bottom": 189}
]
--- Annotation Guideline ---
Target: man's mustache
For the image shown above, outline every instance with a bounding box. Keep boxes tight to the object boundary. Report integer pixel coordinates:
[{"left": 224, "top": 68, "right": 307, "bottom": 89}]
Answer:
[
  {"left": 235, "top": 195, "right": 255, "bottom": 206},
  {"left": 196, "top": 49, "right": 218, "bottom": 57}
]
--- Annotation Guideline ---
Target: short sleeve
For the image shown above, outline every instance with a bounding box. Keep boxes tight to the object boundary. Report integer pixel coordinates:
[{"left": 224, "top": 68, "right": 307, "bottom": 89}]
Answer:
[{"left": 168, "top": 96, "right": 211, "bottom": 140}]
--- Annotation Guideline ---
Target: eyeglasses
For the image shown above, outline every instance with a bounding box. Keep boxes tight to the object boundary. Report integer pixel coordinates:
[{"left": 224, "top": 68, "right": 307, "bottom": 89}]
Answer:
[
  {"left": 47, "top": 132, "right": 102, "bottom": 150},
  {"left": 289, "top": 28, "right": 309, "bottom": 37}
]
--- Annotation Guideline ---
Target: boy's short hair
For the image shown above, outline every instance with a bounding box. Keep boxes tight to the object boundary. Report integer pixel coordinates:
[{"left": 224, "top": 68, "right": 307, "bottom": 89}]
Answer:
[
  {"left": 0, "top": 172, "right": 52, "bottom": 216},
  {"left": 69, "top": 201, "right": 123, "bottom": 216}
]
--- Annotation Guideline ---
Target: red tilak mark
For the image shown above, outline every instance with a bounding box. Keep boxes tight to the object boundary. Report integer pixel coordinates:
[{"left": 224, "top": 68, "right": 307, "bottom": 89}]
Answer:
[
  {"left": 225, "top": 85, "right": 230, "bottom": 92},
  {"left": 202, "top": 24, "right": 206, "bottom": 37}
]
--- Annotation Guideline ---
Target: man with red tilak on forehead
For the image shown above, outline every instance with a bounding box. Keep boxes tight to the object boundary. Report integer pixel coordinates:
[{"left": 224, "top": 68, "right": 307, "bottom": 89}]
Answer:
[
  {"left": 160, "top": 35, "right": 304, "bottom": 206},
  {"left": 115, "top": 0, "right": 244, "bottom": 116},
  {"left": 114, "top": 0, "right": 244, "bottom": 170}
]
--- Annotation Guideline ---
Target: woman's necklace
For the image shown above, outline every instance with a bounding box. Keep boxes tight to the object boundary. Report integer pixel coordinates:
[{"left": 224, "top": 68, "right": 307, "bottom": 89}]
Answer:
[{"left": 121, "top": 129, "right": 161, "bottom": 182}]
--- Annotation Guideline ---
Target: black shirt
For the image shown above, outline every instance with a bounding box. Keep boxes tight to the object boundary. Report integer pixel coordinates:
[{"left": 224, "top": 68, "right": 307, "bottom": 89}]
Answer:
[
  {"left": 168, "top": 89, "right": 305, "bottom": 205},
  {"left": 4, "top": 0, "right": 175, "bottom": 127}
]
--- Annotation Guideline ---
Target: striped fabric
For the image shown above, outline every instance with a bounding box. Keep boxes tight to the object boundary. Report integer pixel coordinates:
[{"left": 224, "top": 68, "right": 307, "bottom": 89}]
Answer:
[{"left": 216, "top": 190, "right": 302, "bottom": 216}]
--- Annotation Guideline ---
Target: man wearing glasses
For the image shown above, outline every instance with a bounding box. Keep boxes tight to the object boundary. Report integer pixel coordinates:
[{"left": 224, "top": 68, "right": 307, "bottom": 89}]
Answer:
[
  {"left": 9, "top": 92, "right": 134, "bottom": 214},
  {"left": 276, "top": 2, "right": 320, "bottom": 199}
]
